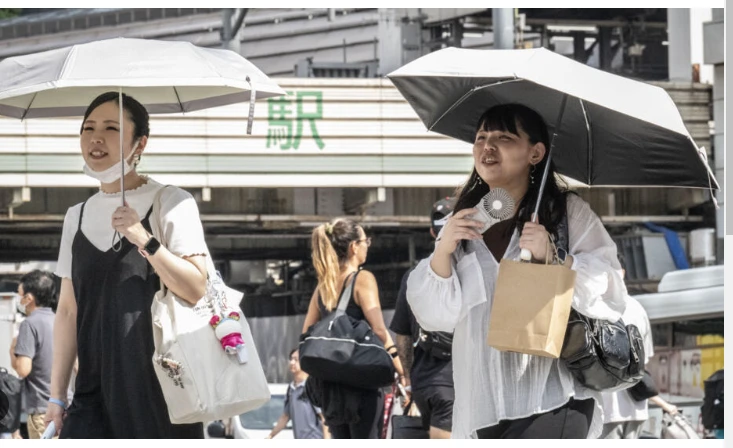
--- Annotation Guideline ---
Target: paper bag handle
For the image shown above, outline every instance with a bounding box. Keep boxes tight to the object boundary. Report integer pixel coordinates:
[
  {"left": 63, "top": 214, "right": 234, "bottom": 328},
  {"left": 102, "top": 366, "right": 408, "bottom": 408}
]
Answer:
[{"left": 520, "top": 237, "right": 556, "bottom": 265}]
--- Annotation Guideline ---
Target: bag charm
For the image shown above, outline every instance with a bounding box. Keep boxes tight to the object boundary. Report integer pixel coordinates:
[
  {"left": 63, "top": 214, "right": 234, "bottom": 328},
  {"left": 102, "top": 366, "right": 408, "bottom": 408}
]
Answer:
[{"left": 207, "top": 272, "right": 249, "bottom": 364}]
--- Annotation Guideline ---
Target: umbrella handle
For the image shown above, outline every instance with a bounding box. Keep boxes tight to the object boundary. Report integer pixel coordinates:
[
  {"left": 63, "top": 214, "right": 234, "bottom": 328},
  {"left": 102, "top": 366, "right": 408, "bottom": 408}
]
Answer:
[
  {"left": 119, "top": 88, "right": 125, "bottom": 207},
  {"left": 521, "top": 95, "right": 568, "bottom": 262}
]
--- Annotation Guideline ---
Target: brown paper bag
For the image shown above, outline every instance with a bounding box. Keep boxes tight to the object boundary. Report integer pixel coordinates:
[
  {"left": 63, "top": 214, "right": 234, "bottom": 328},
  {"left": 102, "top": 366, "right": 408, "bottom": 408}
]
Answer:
[{"left": 487, "top": 258, "right": 577, "bottom": 358}]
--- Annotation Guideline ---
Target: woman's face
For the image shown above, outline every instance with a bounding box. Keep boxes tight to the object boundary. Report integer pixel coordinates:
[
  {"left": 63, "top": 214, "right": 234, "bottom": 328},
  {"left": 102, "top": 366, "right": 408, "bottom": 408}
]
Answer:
[
  {"left": 472, "top": 120, "right": 544, "bottom": 190},
  {"left": 80, "top": 101, "right": 138, "bottom": 172},
  {"left": 351, "top": 226, "right": 370, "bottom": 265}
]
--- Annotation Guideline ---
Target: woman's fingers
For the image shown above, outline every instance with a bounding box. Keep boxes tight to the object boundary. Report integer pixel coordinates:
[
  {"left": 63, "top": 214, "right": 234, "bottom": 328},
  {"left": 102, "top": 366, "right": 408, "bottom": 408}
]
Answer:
[
  {"left": 453, "top": 208, "right": 478, "bottom": 219},
  {"left": 452, "top": 230, "right": 482, "bottom": 241}
]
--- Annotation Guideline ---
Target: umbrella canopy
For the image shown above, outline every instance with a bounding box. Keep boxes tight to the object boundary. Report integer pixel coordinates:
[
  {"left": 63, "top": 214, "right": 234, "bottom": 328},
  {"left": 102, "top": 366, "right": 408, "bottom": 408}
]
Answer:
[
  {"left": 0, "top": 37, "right": 287, "bottom": 241},
  {"left": 0, "top": 37, "right": 286, "bottom": 119},
  {"left": 387, "top": 47, "right": 718, "bottom": 191}
]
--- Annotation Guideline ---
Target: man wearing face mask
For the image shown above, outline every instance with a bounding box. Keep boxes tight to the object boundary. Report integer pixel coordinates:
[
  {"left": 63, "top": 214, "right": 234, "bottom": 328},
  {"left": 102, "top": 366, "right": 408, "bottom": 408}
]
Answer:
[{"left": 9, "top": 270, "right": 58, "bottom": 439}]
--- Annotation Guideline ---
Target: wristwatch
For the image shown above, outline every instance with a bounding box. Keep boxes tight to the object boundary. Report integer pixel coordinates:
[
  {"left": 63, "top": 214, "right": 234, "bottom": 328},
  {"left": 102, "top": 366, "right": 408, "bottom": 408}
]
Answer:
[{"left": 139, "top": 236, "right": 161, "bottom": 258}]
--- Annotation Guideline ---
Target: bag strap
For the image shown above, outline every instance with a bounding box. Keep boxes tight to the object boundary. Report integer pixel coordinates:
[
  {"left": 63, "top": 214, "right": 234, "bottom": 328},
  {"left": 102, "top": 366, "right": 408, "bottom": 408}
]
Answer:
[
  {"left": 150, "top": 185, "right": 217, "bottom": 286},
  {"left": 149, "top": 186, "right": 171, "bottom": 293},
  {"left": 335, "top": 270, "right": 360, "bottom": 314},
  {"left": 556, "top": 193, "right": 570, "bottom": 254},
  {"left": 149, "top": 185, "right": 170, "bottom": 247}
]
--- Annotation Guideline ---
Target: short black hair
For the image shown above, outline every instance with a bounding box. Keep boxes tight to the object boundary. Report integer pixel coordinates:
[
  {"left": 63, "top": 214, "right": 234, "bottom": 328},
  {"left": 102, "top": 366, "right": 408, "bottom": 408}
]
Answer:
[
  {"left": 19, "top": 270, "right": 57, "bottom": 309},
  {"left": 289, "top": 348, "right": 298, "bottom": 358},
  {"left": 81, "top": 91, "right": 150, "bottom": 141}
]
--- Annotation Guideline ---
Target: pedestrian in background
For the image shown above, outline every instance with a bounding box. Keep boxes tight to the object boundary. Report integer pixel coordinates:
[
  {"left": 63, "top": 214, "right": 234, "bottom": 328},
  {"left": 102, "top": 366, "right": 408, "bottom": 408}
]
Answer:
[
  {"left": 390, "top": 197, "right": 456, "bottom": 438},
  {"left": 9, "top": 270, "right": 57, "bottom": 439},
  {"left": 302, "top": 219, "right": 405, "bottom": 439},
  {"left": 267, "top": 349, "right": 328, "bottom": 439}
]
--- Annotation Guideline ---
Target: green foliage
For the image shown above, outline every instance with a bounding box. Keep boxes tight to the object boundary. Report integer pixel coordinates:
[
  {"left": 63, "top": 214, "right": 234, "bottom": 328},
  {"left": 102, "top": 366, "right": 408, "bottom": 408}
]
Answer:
[{"left": 0, "top": 9, "right": 21, "bottom": 20}]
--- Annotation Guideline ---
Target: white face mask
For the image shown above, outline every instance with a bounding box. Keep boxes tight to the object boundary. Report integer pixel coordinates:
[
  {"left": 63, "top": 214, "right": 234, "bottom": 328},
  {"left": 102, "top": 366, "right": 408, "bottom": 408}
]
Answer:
[
  {"left": 17, "top": 294, "right": 29, "bottom": 315},
  {"left": 83, "top": 141, "right": 139, "bottom": 184}
]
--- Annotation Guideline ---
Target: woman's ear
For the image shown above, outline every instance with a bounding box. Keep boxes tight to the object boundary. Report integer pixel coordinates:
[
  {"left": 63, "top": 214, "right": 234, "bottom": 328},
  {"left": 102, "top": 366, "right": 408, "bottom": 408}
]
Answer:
[
  {"left": 530, "top": 142, "right": 546, "bottom": 165},
  {"left": 134, "top": 135, "right": 149, "bottom": 156}
]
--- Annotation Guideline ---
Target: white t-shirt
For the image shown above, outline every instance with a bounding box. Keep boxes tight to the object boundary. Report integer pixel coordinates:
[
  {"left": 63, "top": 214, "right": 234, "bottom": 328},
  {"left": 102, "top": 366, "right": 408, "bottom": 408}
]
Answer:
[
  {"left": 55, "top": 177, "right": 208, "bottom": 280},
  {"left": 600, "top": 295, "right": 655, "bottom": 423}
]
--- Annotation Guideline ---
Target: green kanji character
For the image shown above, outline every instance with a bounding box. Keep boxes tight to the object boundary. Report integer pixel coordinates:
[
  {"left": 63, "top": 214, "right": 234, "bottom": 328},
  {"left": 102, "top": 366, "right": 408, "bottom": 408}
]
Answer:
[
  {"left": 266, "top": 94, "right": 294, "bottom": 150},
  {"left": 293, "top": 91, "right": 325, "bottom": 150}
]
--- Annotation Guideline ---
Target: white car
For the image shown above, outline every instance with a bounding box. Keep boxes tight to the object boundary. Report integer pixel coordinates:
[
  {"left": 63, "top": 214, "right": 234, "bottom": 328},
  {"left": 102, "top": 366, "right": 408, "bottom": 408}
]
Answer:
[{"left": 205, "top": 383, "right": 293, "bottom": 439}]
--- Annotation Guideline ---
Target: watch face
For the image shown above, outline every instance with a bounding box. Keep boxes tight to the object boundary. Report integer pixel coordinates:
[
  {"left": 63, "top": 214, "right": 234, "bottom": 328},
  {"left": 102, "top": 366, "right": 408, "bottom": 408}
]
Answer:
[{"left": 145, "top": 237, "right": 161, "bottom": 255}]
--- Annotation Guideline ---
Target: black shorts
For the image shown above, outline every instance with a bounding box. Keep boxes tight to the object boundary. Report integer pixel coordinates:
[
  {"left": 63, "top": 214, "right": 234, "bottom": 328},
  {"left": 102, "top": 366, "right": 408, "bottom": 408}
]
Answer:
[{"left": 411, "top": 385, "right": 454, "bottom": 433}]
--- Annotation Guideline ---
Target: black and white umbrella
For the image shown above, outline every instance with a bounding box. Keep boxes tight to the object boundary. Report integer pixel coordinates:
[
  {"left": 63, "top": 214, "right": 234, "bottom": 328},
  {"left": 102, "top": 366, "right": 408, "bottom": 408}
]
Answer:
[{"left": 388, "top": 47, "right": 719, "bottom": 196}]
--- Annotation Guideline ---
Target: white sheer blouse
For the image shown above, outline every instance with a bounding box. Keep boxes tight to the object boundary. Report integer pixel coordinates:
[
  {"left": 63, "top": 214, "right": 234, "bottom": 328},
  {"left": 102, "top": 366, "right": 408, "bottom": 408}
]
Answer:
[{"left": 406, "top": 194, "right": 628, "bottom": 439}]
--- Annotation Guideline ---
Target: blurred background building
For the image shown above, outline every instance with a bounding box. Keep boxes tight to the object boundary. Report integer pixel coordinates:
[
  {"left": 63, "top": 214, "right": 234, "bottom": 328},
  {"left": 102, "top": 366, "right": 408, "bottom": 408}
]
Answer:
[{"left": 0, "top": 8, "right": 724, "bottom": 436}]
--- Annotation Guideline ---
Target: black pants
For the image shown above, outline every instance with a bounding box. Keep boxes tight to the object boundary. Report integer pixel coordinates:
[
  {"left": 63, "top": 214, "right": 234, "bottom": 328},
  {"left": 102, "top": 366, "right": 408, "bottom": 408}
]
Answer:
[
  {"left": 475, "top": 398, "right": 595, "bottom": 439},
  {"left": 327, "top": 391, "right": 384, "bottom": 439}
]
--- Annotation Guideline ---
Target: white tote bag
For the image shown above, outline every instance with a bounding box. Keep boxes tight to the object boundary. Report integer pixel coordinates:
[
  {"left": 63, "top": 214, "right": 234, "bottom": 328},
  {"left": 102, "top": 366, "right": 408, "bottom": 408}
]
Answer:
[{"left": 148, "top": 186, "right": 270, "bottom": 424}]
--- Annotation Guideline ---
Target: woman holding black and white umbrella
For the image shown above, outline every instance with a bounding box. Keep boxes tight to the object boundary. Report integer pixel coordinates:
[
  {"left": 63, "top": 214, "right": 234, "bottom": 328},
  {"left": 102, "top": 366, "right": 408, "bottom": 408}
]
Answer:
[{"left": 406, "top": 103, "right": 628, "bottom": 439}]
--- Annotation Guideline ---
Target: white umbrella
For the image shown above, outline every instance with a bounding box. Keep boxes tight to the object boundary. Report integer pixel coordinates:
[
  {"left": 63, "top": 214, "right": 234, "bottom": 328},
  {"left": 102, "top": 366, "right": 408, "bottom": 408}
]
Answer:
[
  {"left": 0, "top": 37, "right": 286, "bottom": 196},
  {"left": 0, "top": 37, "right": 286, "bottom": 249},
  {"left": 0, "top": 37, "right": 286, "bottom": 119}
]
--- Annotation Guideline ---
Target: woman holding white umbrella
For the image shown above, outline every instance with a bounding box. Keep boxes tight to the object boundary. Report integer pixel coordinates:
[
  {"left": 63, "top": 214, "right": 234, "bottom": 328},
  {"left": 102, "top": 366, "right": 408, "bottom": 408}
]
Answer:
[
  {"left": 406, "top": 103, "right": 627, "bottom": 438},
  {"left": 46, "top": 92, "right": 209, "bottom": 438}
]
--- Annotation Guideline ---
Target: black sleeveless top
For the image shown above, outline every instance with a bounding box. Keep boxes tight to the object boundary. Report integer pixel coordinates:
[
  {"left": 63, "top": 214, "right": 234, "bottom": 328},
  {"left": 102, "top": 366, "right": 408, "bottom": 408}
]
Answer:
[
  {"left": 63, "top": 201, "right": 201, "bottom": 439},
  {"left": 317, "top": 271, "right": 365, "bottom": 321}
]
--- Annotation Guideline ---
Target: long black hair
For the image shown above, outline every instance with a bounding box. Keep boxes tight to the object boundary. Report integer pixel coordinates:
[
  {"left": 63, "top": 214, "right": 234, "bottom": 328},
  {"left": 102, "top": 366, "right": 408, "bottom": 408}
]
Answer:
[{"left": 453, "top": 103, "right": 569, "bottom": 241}]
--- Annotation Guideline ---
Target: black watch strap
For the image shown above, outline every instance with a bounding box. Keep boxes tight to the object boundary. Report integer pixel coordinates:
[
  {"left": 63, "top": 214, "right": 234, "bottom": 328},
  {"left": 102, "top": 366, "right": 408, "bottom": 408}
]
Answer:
[{"left": 143, "top": 236, "right": 161, "bottom": 256}]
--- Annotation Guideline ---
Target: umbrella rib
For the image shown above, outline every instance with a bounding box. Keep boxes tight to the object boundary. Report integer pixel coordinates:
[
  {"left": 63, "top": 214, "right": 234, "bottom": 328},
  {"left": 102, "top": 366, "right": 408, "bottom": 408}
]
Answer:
[
  {"left": 428, "top": 78, "right": 523, "bottom": 132},
  {"left": 20, "top": 92, "right": 38, "bottom": 121},
  {"left": 173, "top": 86, "right": 185, "bottom": 113},
  {"left": 579, "top": 99, "right": 593, "bottom": 186}
]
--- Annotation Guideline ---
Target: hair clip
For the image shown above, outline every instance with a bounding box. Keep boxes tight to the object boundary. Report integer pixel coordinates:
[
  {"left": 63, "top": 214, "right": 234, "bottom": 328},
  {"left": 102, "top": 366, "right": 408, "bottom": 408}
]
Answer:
[{"left": 325, "top": 223, "right": 334, "bottom": 235}]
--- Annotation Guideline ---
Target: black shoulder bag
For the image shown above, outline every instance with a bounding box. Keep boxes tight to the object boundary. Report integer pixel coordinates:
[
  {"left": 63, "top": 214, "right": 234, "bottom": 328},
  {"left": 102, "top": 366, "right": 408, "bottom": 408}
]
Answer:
[
  {"left": 299, "top": 271, "right": 396, "bottom": 389},
  {"left": 556, "top": 196, "right": 646, "bottom": 392}
]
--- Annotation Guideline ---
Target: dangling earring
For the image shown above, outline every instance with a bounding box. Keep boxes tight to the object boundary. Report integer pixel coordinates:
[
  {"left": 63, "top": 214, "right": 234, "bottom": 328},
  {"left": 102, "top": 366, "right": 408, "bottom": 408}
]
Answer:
[
  {"left": 470, "top": 175, "right": 483, "bottom": 191},
  {"left": 530, "top": 164, "right": 536, "bottom": 185}
]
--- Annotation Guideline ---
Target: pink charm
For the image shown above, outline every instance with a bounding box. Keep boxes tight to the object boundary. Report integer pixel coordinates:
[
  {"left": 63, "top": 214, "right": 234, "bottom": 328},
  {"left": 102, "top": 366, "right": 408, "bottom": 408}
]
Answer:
[
  {"left": 209, "top": 315, "right": 221, "bottom": 328},
  {"left": 212, "top": 314, "right": 249, "bottom": 364}
]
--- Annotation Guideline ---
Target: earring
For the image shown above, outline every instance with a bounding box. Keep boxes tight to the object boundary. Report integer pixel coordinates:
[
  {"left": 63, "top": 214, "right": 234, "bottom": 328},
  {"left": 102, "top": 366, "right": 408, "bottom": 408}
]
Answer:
[
  {"left": 530, "top": 164, "right": 536, "bottom": 185},
  {"left": 472, "top": 176, "right": 482, "bottom": 190}
]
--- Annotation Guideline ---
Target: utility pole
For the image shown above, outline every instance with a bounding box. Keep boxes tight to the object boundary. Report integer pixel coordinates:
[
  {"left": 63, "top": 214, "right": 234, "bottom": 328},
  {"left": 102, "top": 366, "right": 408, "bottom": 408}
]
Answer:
[
  {"left": 492, "top": 8, "right": 515, "bottom": 49},
  {"left": 221, "top": 8, "right": 248, "bottom": 53}
]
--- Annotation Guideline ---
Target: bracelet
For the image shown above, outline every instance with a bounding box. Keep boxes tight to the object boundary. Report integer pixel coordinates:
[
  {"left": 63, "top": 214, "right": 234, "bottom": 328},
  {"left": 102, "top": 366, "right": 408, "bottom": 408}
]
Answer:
[
  {"left": 385, "top": 345, "right": 396, "bottom": 352},
  {"left": 390, "top": 351, "right": 399, "bottom": 359},
  {"left": 49, "top": 397, "right": 67, "bottom": 410}
]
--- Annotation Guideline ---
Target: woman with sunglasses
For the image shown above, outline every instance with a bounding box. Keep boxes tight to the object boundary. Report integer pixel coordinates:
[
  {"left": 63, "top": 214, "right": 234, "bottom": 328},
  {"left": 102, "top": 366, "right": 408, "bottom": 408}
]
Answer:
[{"left": 301, "top": 219, "right": 404, "bottom": 439}]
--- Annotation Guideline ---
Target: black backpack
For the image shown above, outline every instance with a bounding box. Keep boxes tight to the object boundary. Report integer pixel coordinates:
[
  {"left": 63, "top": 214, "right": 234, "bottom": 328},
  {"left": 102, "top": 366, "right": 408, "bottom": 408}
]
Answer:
[
  {"left": 701, "top": 369, "right": 724, "bottom": 430},
  {"left": 416, "top": 327, "right": 453, "bottom": 361},
  {"left": 0, "top": 367, "right": 23, "bottom": 433}
]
